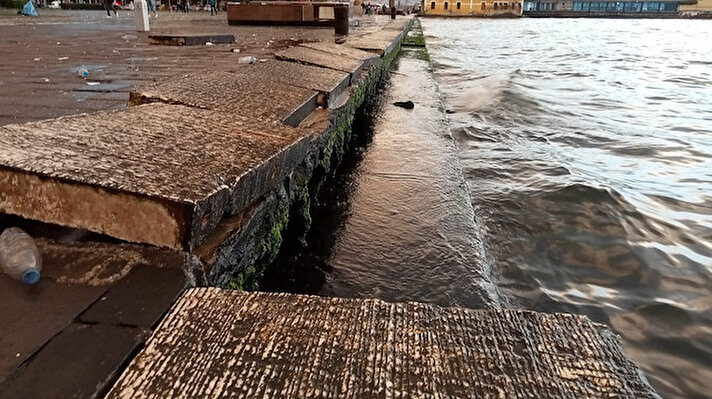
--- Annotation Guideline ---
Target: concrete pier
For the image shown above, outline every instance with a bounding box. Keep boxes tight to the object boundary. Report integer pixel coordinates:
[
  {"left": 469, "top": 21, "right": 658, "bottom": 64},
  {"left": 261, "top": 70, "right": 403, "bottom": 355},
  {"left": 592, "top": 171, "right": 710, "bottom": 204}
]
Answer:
[{"left": 106, "top": 288, "right": 660, "bottom": 399}]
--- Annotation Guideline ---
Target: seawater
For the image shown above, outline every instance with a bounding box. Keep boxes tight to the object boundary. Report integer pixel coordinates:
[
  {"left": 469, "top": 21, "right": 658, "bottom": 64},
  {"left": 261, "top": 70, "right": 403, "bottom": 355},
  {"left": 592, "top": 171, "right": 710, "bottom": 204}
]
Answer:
[{"left": 422, "top": 18, "right": 712, "bottom": 399}]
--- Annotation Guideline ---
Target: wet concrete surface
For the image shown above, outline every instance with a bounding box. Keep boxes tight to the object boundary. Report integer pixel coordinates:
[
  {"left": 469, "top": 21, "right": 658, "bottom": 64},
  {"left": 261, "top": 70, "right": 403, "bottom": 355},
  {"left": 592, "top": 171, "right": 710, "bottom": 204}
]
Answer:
[
  {"left": 106, "top": 288, "right": 660, "bottom": 399},
  {"left": 265, "top": 48, "right": 500, "bottom": 309},
  {"left": 0, "top": 103, "right": 312, "bottom": 248},
  {"left": 0, "top": 10, "right": 397, "bottom": 126},
  {"left": 0, "top": 220, "right": 189, "bottom": 398}
]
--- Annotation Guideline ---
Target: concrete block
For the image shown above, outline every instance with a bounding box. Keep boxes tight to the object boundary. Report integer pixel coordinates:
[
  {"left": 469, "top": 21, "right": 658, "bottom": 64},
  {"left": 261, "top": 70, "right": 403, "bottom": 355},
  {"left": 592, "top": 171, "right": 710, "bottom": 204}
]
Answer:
[
  {"left": 275, "top": 46, "right": 366, "bottom": 82},
  {"left": 0, "top": 104, "right": 312, "bottom": 249},
  {"left": 105, "top": 288, "right": 661, "bottom": 399},
  {"left": 130, "top": 70, "right": 319, "bottom": 127}
]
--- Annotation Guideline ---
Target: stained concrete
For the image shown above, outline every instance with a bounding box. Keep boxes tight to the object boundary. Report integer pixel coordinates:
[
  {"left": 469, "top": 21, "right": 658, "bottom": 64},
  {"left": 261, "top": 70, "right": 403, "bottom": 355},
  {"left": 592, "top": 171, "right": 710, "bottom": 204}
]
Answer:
[
  {"left": 345, "top": 29, "right": 405, "bottom": 57},
  {"left": 275, "top": 46, "right": 366, "bottom": 80},
  {"left": 79, "top": 265, "right": 187, "bottom": 328},
  {"left": 0, "top": 236, "right": 190, "bottom": 398},
  {"left": 106, "top": 288, "right": 661, "bottom": 399},
  {"left": 129, "top": 69, "right": 320, "bottom": 127},
  {"left": 0, "top": 323, "right": 142, "bottom": 399},
  {"left": 300, "top": 41, "right": 381, "bottom": 68},
  {"left": 253, "top": 60, "right": 351, "bottom": 108},
  {"left": 0, "top": 103, "right": 312, "bottom": 249},
  {"left": 0, "top": 278, "right": 106, "bottom": 380}
]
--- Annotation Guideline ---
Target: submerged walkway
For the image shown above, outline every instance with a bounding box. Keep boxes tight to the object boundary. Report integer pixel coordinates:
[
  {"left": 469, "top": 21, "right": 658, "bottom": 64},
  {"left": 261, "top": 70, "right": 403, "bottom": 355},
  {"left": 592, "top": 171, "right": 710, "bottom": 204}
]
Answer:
[{"left": 107, "top": 288, "right": 660, "bottom": 398}]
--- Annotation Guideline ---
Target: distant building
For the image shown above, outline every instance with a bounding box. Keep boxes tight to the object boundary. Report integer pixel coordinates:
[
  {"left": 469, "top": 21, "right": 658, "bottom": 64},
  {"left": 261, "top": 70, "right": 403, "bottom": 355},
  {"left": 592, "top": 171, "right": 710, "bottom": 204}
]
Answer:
[
  {"left": 679, "top": 0, "right": 712, "bottom": 16},
  {"left": 422, "top": 0, "right": 523, "bottom": 15}
]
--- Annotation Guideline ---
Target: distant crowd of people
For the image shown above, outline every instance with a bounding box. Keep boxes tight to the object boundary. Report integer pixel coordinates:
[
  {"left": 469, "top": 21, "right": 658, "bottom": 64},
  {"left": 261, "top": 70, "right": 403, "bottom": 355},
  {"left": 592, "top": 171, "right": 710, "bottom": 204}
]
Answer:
[
  {"left": 98, "top": 0, "right": 219, "bottom": 17},
  {"left": 168, "top": 0, "right": 219, "bottom": 13}
]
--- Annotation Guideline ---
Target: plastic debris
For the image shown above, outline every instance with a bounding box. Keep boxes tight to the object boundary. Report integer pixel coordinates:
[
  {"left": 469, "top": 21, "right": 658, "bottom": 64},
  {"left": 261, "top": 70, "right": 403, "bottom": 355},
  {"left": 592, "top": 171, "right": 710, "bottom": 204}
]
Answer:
[
  {"left": 21, "top": 0, "right": 38, "bottom": 16},
  {"left": 0, "top": 228, "right": 43, "bottom": 285},
  {"left": 76, "top": 66, "right": 89, "bottom": 77},
  {"left": 238, "top": 56, "right": 257, "bottom": 64}
]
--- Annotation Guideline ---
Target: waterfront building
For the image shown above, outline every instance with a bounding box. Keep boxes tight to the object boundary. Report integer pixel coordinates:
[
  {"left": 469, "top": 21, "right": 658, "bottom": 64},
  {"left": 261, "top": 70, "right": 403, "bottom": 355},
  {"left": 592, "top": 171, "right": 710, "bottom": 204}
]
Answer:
[
  {"left": 679, "top": 0, "right": 712, "bottom": 16},
  {"left": 422, "top": 0, "right": 523, "bottom": 15}
]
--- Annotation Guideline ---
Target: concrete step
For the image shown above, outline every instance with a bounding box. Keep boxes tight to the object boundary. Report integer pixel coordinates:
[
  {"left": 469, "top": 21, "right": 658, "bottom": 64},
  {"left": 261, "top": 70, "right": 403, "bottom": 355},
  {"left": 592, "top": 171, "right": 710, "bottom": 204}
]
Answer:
[
  {"left": 105, "top": 288, "right": 660, "bottom": 399},
  {"left": 0, "top": 103, "right": 312, "bottom": 249},
  {"left": 129, "top": 69, "right": 320, "bottom": 127}
]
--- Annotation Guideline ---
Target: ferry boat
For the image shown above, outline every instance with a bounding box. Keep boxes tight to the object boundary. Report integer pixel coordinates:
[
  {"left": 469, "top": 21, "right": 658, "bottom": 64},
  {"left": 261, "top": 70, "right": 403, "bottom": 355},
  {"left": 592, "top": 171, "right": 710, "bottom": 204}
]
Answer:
[{"left": 522, "top": 0, "right": 711, "bottom": 16}]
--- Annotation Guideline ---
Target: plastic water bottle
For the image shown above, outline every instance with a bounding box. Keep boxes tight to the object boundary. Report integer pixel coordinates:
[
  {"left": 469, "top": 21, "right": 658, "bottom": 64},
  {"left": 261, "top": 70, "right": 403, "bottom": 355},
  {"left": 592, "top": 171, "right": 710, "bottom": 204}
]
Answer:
[
  {"left": 238, "top": 56, "right": 257, "bottom": 64},
  {"left": 77, "top": 66, "right": 89, "bottom": 77},
  {"left": 0, "top": 228, "right": 42, "bottom": 285}
]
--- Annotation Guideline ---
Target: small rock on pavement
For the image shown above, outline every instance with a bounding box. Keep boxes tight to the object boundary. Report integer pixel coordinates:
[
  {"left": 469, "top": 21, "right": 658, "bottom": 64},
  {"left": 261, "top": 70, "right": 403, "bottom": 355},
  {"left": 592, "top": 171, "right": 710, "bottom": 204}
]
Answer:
[{"left": 393, "top": 100, "right": 414, "bottom": 109}]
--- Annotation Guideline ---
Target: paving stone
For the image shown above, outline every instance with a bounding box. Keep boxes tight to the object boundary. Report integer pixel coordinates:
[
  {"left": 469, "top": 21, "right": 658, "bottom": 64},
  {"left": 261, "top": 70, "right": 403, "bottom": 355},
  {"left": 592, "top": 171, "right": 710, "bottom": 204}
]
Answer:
[
  {"left": 106, "top": 288, "right": 660, "bottom": 399},
  {"left": 251, "top": 60, "right": 350, "bottom": 108},
  {"left": 130, "top": 70, "right": 319, "bottom": 127},
  {"left": 300, "top": 41, "right": 381, "bottom": 68},
  {"left": 346, "top": 29, "right": 405, "bottom": 57},
  {"left": 0, "top": 103, "right": 312, "bottom": 249},
  {"left": 0, "top": 323, "right": 141, "bottom": 399},
  {"left": 80, "top": 265, "right": 187, "bottom": 328},
  {"left": 0, "top": 278, "right": 106, "bottom": 381},
  {"left": 275, "top": 46, "right": 366, "bottom": 81}
]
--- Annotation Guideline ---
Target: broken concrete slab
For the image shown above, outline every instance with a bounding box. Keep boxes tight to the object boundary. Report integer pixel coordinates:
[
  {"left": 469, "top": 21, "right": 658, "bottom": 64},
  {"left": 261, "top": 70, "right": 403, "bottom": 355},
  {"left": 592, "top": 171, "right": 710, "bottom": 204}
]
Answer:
[
  {"left": 79, "top": 265, "right": 187, "bottom": 328},
  {"left": 148, "top": 34, "right": 235, "bottom": 46},
  {"left": 0, "top": 278, "right": 106, "bottom": 381},
  {"left": 129, "top": 70, "right": 319, "bottom": 127},
  {"left": 0, "top": 103, "right": 312, "bottom": 249},
  {"left": 106, "top": 288, "right": 660, "bottom": 399},
  {"left": 251, "top": 60, "right": 350, "bottom": 108},
  {"left": 275, "top": 46, "right": 365, "bottom": 82},
  {"left": 0, "top": 323, "right": 142, "bottom": 399}
]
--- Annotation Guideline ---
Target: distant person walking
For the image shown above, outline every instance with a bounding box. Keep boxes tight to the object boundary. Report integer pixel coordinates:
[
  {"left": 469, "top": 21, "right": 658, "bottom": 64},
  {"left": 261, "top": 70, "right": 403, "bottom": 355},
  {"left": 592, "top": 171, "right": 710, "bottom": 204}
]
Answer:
[
  {"left": 147, "top": 0, "right": 158, "bottom": 17},
  {"left": 103, "top": 0, "right": 118, "bottom": 17},
  {"left": 209, "top": 0, "right": 217, "bottom": 14}
]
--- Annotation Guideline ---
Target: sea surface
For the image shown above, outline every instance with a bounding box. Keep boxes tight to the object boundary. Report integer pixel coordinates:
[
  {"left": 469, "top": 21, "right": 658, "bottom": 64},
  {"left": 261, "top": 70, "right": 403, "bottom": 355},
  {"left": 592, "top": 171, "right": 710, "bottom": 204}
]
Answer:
[{"left": 421, "top": 18, "right": 712, "bottom": 399}]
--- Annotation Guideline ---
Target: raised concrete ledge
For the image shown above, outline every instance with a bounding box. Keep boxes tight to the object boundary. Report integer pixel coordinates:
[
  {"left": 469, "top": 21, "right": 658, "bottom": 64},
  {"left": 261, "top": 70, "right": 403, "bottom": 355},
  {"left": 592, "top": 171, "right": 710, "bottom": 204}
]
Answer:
[
  {"left": 300, "top": 41, "right": 381, "bottom": 68},
  {"left": 345, "top": 27, "right": 408, "bottom": 57},
  {"left": 106, "top": 288, "right": 660, "bottom": 399},
  {"left": 129, "top": 70, "right": 320, "bottom": 127},
  {"left": 276, "top": 46, "right": 367, "bottom": 83},
  {"left": 240, "top": 61, "right": 351, "bottom": 109},
  {"left": 0, "top": 103, "right": 312, "bottom": 249}
]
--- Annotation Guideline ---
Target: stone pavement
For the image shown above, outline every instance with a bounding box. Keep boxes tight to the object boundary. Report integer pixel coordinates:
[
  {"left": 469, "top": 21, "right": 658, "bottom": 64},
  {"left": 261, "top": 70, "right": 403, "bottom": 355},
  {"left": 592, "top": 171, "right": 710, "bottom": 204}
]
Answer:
[
  {"left": 106, "top": 288, "right": 661, "bottom": 399},
  {"left": 0, "top": 233, "right": 189, "bottom": 399},
  {"left": 0, "top": 9, "right": 396, "bottom": 126}
]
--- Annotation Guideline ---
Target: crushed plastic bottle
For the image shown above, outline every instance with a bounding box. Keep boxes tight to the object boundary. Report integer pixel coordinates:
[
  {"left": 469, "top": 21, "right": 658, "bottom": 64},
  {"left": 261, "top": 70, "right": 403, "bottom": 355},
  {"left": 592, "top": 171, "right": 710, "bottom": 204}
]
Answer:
[
  {"left": 238, "top": 56, "right": 257, "bottom": 64},
  {"left": 0, "top": 228, "right": 42, "bottom": 285},
  {"left": 76, "top": 66, "right": 89, "bottom": 77}
]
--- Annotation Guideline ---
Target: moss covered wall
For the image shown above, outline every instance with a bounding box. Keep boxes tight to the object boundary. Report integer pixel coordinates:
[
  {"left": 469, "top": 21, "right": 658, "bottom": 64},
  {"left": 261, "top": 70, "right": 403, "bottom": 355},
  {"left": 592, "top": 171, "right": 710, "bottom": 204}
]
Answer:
[{"left": 207, "top": 20, "right": 414, "bottom": 291}]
